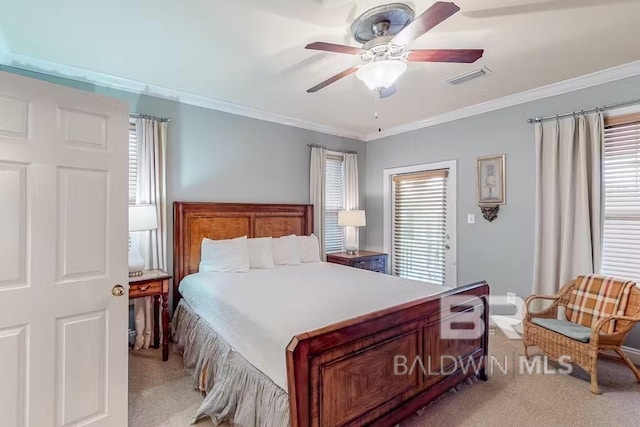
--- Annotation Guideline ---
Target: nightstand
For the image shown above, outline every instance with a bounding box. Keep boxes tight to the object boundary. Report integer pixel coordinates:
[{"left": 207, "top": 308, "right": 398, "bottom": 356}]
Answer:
[
  {"left": 326, "top": 251, "right": 388, "bottom": 273},
  {"left": 129, "top": 269, "right": 171, "bottom": 361}
]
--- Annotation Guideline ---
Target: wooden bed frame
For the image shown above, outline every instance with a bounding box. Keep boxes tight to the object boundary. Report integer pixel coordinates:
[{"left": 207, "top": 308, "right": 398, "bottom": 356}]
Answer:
[{"left": 173, "top": 202, "right": 489, "bottom": 427}]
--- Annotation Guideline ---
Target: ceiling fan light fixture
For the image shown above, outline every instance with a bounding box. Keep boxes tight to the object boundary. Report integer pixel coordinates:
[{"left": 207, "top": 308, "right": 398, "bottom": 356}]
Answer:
[{"left": 356, "top": 60, "right": 407, "bottom": 91}]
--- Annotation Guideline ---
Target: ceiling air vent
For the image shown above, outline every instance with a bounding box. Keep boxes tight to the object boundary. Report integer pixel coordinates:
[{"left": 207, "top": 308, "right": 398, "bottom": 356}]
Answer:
[{"left": 447, "top": 66, "right": 492, "bottom": 85}]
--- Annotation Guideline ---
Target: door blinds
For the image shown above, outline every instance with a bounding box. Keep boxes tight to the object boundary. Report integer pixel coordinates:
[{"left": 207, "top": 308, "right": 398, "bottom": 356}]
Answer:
[{"left": 392, "top": 169, "right": 449, "bottom": 284}]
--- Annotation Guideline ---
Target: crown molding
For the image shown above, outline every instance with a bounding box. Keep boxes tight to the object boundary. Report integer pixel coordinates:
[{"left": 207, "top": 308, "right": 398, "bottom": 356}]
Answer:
[
  {"left": 0, "top": 52, "right": 363, "bottom": 141},
  {"left": 4, "top": 51, "right": 640, "bottom": 143},
  {"left": 363, "top": 60, "right": 640, "bottom": 141}
]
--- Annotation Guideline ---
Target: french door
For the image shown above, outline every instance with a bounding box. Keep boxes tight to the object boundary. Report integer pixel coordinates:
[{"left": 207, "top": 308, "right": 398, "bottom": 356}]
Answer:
[
  {"left": 384, "top": 161, "right": 457, "bottom": 286},
  {"left": 0, "top": 71, "right": 129, "bottom": 426}
]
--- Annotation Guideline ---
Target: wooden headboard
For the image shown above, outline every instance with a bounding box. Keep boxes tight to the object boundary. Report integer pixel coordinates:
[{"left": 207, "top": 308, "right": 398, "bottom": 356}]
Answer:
[{"left": 173, "top": 202, "right": 313, "bottom": 308}]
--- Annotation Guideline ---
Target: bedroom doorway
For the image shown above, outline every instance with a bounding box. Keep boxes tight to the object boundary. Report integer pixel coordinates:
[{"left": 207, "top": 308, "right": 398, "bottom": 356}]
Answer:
[
  {"left": 0, "top": 71, "right": 129, "bottom": 425},
  {"left": 383, "top": 160, "right": 457, "bottom": 286}
]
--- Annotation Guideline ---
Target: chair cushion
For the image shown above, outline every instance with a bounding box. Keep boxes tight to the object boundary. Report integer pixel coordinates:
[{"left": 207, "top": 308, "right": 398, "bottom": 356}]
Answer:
[
  {"left": 566, "top": 275, "right": 635, "bottom": 333},
  {"left": 531, "top": 318, "right": 592, "bottom": 343},
  {"left": 489, "top": 302, "right": 518, "bottom": 316}
]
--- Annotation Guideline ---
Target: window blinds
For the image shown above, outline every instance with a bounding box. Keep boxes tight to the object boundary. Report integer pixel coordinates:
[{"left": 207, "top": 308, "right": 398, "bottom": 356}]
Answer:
[
  {"left": 602, "top": 117, "right": 640, "bottom": 281},
  {"left": 392, "top": 169, "right": 449, "bottom": 284},
  {"left": 128, "top": 120, "right": 138, "bottom": 205},
  {"left": 325, "top": 155, "right": 345, "bottom": 253}
]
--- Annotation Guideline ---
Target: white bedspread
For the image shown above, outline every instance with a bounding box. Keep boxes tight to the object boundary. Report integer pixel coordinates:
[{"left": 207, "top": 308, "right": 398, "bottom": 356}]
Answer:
[{"left": 179, "top": 262, "right": 448, "bottom": 390}]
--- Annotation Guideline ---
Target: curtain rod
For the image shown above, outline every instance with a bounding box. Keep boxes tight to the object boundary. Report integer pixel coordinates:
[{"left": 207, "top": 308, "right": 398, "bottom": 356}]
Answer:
[
  {"left": 130, "top": 113, "right": 171, "bottom": 122},
  {"left": 307, "top": 143, "right": 357, "bottom": 155},
  {"left": 526, "top": 98, "right": 640, "bottom": 123}
]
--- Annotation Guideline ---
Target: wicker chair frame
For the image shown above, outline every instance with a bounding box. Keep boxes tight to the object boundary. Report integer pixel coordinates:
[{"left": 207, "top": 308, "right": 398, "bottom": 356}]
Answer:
[{"left": 523, "top": 279, "right": 640, "bottom": 394}]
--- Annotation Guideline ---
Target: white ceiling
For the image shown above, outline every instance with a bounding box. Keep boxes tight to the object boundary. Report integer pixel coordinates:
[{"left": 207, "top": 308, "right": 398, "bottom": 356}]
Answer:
[{"left": 2, "top": 0, "right": 640, "bottom": 140}]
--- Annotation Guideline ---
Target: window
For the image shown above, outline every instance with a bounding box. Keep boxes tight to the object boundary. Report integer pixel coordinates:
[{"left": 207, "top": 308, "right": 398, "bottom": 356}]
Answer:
[
  {"left": 325, "top": 154, "right": 345, "bottom": 253},
  {"left": 128, "top": 119, "right": 137, "bottom": 205},
  {"left": 601, "top": 114, "right": 640, "bottom": 281}
]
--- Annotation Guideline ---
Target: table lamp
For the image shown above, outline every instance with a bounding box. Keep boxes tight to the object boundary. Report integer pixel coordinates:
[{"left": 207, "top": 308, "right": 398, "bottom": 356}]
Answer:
[
  {"left": 129, "top": 205, "right": 158, "bottom": 277},
  {"left": 338, "top": 210, "right": 366, "bottom": 255}
]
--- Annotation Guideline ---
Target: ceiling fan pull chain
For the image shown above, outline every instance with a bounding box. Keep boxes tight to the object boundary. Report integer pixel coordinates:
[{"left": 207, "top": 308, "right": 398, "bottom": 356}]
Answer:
[{"left": 374, "top": 89, "right": 380, "bottom": 120}]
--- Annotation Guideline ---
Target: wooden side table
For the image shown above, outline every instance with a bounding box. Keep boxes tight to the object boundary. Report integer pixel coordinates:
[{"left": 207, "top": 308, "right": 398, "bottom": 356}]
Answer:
[
  {"left": 326, "top": 251, "right": 388, "bottom": 273},
  {"left": 129, "top": 269, "right": 171, "bottom": 361}
]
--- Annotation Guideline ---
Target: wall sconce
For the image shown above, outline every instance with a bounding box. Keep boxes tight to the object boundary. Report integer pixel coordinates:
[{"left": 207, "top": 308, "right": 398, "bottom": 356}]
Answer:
[{"left": 480, "top": 206, "right": 500, "bottom": 222}]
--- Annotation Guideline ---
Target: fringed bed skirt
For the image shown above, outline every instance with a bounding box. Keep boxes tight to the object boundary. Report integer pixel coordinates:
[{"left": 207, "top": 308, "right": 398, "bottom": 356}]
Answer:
[{"left": 171, "top": 300, "right": 290, "bottom": 426}]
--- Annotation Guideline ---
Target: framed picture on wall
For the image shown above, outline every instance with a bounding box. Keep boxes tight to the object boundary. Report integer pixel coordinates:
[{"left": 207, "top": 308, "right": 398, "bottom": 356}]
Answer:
[{"left": 476, "top": 154, "right": 506, "bottom": 205}]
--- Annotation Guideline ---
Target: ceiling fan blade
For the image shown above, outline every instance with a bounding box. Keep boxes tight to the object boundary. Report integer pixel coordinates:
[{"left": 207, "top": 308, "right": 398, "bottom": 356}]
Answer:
[
  {"left": 307, "top": 66, "right": 360, "bottom": 93},
  {"left": 391, "top": 2, "right": 460, "bottom": 46},
  {"left": 379, "top": 84, "right": 397, "bottom": 99},
  {"left": 407, "top": 49, "right": 484, "bottom": 63},
  {"left": 305, "top": 42, "right": 365, "bottom": 55}
]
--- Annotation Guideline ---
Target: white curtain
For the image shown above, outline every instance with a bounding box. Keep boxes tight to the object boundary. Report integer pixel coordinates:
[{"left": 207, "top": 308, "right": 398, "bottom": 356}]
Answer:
[
  {"left": 344, "top": 153, "right": 359, "bottom": 248},
  {"left": 133, "top": 117, "right": 168, "bottom": 350},
  {"left": 310, "top": 147, "right": 327, "bottom": 260},
  {"left": 533, "top": 113, "right": 603, "bottom": 297}
]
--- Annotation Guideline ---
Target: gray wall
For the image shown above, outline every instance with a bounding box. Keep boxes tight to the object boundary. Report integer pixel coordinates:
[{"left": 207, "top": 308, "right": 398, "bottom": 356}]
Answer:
[
  {"left": 365, "top": 74, "right": 640, "bottom": 349},
  {"left": 4, "top": 65, "right": 639, "bottom": 350},
  {"left": 0, "top": 65, "right": 367, "bottom": 305}
]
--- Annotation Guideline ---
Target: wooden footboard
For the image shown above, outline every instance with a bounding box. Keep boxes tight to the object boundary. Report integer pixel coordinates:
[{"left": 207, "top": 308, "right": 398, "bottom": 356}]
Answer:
[{"left": 286, "top": 281, "right": 489, "bottom": 427}]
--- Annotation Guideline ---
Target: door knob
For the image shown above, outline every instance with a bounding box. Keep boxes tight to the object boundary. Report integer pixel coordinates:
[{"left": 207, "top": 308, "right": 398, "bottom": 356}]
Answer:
[{"left": 112, "top": 284, "right": 125, "bottom": 297}]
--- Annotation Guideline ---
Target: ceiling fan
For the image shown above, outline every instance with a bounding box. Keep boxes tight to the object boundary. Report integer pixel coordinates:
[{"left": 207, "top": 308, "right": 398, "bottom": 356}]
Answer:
[{"left": 305, "top": 1, "right": 484, "bottom": 97}]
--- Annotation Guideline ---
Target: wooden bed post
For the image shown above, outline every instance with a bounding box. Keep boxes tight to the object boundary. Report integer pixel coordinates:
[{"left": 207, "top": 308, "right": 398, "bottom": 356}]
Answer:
[{"left": 478, "top": 293, "right": 490, "bottom": 382}]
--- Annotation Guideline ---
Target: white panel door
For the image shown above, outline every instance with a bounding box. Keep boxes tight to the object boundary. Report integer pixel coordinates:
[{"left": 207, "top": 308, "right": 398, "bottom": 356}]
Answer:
[{"left": 0, "top": 71, "right": 129, "bottom": 426}]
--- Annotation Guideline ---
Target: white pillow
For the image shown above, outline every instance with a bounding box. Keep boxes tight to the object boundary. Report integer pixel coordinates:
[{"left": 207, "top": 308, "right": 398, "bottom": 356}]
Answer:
[
  {"left": 297, "top": 234, "right": 321, "bottom": 263},
  {"left": 272, "top": 234, "right": 301, "bottom": 265},
  {"left": 248, "top": 237, "right": 274, "bottom": 269},
  {"left": 199, "top": 236, "right": 250, "bottom": 272}
]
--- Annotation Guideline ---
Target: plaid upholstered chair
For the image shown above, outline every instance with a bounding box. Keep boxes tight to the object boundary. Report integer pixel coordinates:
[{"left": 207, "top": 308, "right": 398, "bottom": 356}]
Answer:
[{"left": 523, "top": 275, "right": 640, "bottom": 394}]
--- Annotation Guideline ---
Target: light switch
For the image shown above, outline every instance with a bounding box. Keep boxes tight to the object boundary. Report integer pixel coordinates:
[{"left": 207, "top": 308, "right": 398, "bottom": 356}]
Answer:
[{"left": 467, "top": 214, "right": 476, "bottom": 224}]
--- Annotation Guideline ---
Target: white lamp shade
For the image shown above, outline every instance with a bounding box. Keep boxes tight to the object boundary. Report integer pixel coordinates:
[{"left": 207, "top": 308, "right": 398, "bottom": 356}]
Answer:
[
  {"left": 129, "top": 205, "right": 158, "bottom": 232},
  {"left": 338, "top": 210, "right": 366, "bottom": 227},
  {"left": 356, "top": 60, "right": 407, "bottom": 91}
]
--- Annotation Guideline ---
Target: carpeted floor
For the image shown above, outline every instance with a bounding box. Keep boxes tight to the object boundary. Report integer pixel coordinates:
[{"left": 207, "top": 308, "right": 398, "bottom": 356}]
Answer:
[{"left": 129, "top": 330, "right": 640, "bottom": 427}]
